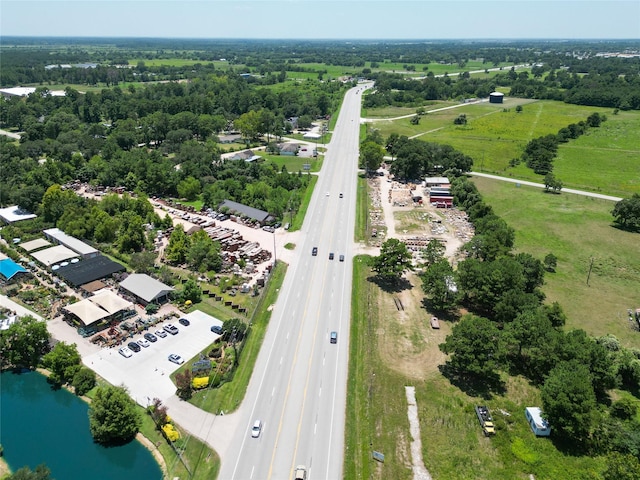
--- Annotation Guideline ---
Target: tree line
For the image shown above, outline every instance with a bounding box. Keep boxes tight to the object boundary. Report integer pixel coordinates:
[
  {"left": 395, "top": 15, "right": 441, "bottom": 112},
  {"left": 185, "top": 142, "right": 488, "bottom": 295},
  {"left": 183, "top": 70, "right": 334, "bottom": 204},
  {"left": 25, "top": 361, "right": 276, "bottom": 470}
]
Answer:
[{"left": 412, "top": 176, "right": 640, "bottom": 458}]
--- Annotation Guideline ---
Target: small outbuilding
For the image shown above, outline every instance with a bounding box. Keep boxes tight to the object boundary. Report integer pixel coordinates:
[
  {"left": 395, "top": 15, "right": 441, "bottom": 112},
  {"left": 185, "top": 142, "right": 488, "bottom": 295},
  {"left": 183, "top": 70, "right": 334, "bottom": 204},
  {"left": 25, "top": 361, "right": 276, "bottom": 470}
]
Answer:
[
  {"left": 489, "top": 92, "right": 505, "bottom": 104},
  {"left": 525, "top": 407, "right": 551, "bottom": 437}
]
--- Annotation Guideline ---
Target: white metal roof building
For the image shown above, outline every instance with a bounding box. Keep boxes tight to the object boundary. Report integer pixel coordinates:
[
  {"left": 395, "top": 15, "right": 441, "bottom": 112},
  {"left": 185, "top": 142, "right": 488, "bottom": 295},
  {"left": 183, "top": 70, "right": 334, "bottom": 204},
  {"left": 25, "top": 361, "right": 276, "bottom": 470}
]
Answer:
[
  {"left": 43, "top": 228, "right": 99, "bottom": 258},
  {"left": 31, "top": 245, "right": 79, "bottom": 267},
  {"left": 0, "top": 205, "right": 37, "bottom": 224},
  {"left": 119, "top": 273, "right": 174, "bottom": 305}
]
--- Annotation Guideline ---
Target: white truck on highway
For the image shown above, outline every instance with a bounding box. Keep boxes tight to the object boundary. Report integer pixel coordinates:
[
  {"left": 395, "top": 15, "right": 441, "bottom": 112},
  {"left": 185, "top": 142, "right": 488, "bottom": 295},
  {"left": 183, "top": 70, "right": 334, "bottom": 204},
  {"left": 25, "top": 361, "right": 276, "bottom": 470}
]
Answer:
[{"left": 294, "top": 465, "right": 307, "bottom": 480}]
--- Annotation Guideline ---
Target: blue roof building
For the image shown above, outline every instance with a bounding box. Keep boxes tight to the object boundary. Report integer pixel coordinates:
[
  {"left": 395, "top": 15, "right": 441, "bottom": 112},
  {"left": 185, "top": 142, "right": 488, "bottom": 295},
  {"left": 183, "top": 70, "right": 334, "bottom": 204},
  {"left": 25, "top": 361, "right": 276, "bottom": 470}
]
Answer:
[{"left": 0, "top": 259, "right": 28, "bottom": 281}]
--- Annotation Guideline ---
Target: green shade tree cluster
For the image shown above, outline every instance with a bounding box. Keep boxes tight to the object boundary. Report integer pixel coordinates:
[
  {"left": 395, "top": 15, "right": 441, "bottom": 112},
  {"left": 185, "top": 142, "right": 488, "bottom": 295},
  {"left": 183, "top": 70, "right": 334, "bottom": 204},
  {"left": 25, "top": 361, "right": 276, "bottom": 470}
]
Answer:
[{"left": 88, "top": 385, "right": 142, "bottom": 445}]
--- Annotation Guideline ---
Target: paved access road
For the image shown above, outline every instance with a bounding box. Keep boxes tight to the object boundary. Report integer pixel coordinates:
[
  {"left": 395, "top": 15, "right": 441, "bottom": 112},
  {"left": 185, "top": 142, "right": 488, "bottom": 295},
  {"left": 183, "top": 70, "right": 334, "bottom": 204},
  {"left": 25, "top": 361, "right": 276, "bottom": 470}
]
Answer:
[
  {"left": 218, "top": 84, "right": 370, "bottom": 480},
  {"left": 469, "top": 171, "right": 623, "bottom": 202}
]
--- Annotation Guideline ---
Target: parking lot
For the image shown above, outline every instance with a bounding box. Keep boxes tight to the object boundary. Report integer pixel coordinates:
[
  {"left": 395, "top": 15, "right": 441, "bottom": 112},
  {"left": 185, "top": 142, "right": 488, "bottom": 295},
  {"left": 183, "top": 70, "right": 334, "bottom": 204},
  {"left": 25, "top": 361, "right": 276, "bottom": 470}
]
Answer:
[{"left": 79, "top": 310, "right": 223, "bottom": 406}]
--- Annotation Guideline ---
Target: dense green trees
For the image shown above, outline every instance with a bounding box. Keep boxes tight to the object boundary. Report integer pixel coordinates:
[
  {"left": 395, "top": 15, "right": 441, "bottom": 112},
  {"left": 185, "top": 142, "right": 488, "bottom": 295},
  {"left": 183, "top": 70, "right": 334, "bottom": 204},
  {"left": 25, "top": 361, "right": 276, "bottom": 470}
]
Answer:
[
  {"left": 439, "top": 315, "right": 504, "bottom": 377},
  {"left": 41, "top": 342, "right": 81, "bottom": 386},
  {"left": 359, "top": 141, "right": 385, "bottom": 172},
  {"left": 371, "top": 238, "right": 413, "bottom": 284},
  {"left": 0, "top": 316, "right": 50, "bottom": 370},
  {"left": 541, "top": 361, "right": 597, "bottom": 442},
  {"left": 611, "top": 193, "right": 640, "bottom": 231},
  {"left": 388, "top": 137, "right": 473, "bottom": 180},
  {"left": 6, "top": 465, "right": 52, "bottom": 480},
  {"left": 88, "top": 385, "right": 141, "bottom": 445}
]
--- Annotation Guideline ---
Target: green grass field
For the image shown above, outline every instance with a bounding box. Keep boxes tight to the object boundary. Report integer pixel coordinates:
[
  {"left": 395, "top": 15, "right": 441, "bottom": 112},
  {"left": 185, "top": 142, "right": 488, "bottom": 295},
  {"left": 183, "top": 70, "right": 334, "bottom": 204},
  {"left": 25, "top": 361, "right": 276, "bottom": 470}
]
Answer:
[
  {"left": 345, "top": 257, "right": 605, "bottom": 480},
  {"left": 472, "top": 176, "right": 640, "bottom": 349},
  {"left": 369, "top": 99, "right": 640, "bottom": 197}
]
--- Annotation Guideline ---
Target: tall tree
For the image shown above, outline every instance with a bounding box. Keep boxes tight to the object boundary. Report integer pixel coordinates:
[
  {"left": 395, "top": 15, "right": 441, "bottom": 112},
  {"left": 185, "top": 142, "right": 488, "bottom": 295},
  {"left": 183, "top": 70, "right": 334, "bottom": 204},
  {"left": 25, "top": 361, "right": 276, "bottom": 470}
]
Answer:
[
  {"left": 542, "top": 360, "right": 597, "bottom": 442},
  {"left": 359, "top": 141, "right": 385, "bottom": 172},
  {"left": 0, "top": 316, "right": 50, "bottom": 369},
  {"left": 439, "top": 315, "right": 504, "bottom": 377},
  {"left": 88, "top": 385, "right": 141, "bottom": 445},
  {"left": 611, "top": 194, "right": 640, "bottom": 231},
  {"left": 420, "top": 259, "right": 457, "bottom": 310},
  {"left": 41, "top": 341, "right": 81, "bottom": 385},
  {"left": 371, "top": 238, "right": 413, "bottom": 284}
]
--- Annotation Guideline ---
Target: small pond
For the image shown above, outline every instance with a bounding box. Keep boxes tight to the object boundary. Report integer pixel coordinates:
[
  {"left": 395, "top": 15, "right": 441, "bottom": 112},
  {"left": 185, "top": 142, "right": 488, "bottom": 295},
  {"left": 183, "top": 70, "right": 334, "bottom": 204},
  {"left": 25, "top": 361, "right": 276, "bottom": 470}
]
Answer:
[{"left": 0, "top": 371, "right": 162, "bottom": 479}]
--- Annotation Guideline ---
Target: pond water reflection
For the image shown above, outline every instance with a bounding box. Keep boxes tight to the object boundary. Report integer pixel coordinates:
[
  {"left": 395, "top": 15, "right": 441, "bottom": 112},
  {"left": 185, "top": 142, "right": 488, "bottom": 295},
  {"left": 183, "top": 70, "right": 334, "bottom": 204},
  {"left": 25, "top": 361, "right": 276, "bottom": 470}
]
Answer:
[{"left": 0, "top": 371, "right": 162, "bottom": 480}]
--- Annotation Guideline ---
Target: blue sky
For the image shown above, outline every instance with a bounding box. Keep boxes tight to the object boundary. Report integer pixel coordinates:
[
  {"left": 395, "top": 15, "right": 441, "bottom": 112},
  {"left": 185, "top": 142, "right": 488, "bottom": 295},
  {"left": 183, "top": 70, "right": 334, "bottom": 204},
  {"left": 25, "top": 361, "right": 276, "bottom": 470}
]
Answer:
[{"left": 2, "top": 1, "right": 639, "bottom": 39}]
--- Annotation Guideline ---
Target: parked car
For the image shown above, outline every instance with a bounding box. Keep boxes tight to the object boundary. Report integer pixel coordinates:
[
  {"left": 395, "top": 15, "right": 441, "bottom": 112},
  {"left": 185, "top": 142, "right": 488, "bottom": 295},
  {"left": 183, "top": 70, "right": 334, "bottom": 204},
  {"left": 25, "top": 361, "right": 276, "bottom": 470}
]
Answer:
[
  {"left": 251, "top": 420, "right": 262, "bottom": 438},
  {"left": 210, "top": 324, "right": 223, "bottom": 334},
  {"left": 164, "top": 324, "right": 179, "bottom": 335},
  {"left": 137, "top": 338, "right": 150, "bottom": 348},
  {"left": 168, "top": 354, "right": 184, "bottom": 365},
  {"left": 155, "top": 329, "right": 167, "bottom": 338},
  {"left": 144, "top": 332, "right": 158, "bottom": 342},
  {"left": 118, "top": 346, "right": 133, "bottom": 358},
  {"left": 178, "top": 318, "right": 190, "bottom": 326},
  {"left": 430, "top": 316, "right": 440, "bottom": 329},
  {"left": 330, "top": 331, "right": 338, "bottom": 344},
  {"left": 127, "top": 341, "right": 141, "bottom": 352}
]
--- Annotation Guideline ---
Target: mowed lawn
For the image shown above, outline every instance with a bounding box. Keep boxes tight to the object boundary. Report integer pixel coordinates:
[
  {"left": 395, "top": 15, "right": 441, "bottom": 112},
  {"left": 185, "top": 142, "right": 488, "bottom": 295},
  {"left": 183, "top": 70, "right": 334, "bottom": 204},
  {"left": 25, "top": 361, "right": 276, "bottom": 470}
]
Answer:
[{"left": 472, "top": 176, "right": 640, "bottom": 349}]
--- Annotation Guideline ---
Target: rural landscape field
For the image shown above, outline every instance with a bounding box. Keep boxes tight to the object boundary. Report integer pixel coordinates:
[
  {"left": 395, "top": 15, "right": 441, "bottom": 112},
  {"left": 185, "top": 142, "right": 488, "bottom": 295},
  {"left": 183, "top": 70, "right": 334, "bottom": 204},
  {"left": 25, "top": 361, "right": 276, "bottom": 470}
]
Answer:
[{"left": 1, "top": 34, "right": 639, "bottom": 480}]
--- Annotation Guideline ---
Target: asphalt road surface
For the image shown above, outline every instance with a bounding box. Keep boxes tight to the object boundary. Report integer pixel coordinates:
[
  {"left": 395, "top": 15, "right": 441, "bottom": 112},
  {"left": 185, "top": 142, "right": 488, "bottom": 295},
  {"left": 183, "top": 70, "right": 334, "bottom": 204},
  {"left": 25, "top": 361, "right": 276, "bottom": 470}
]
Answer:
[{"left": 219, "top": 84, "right": 370, "bottom": 480}]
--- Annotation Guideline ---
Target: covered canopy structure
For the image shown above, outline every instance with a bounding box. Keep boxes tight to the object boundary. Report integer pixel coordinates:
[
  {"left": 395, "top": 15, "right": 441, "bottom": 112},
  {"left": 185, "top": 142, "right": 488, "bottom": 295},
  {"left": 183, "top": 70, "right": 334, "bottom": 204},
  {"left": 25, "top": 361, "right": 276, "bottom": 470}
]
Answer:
[
  {"left": 31, "top": 245, "right": 79, "bottom": 267},
  {"left": 55, "top": 255, "right": 125, "bottom": 287},
  {"left": 64, "top": 299, "right": 112, "bottom": 326},
  {"left": 119, "top": 273, "right": 174, "bottom": 305},
  {"left": 63, "top": 290, "right": 133, "bottom": 327},
  {"left": 90, "top": 289, "right": 133, "bottom": 315},
  {"left": 19, "top": 238, "right": 52, "bottom": 252}
]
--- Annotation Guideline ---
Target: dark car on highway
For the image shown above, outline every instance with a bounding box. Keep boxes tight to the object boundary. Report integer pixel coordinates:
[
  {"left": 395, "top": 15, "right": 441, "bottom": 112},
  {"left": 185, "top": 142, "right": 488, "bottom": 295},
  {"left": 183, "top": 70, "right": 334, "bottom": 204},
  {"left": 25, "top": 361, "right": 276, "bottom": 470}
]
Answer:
[{"left": 312, "top": 247, "right": 318, "bottom": 256}]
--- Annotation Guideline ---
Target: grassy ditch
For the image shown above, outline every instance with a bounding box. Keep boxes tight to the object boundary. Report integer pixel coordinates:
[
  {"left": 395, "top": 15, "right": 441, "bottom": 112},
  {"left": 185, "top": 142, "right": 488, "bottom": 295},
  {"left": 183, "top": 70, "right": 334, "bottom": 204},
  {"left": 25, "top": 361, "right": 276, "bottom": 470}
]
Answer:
[
  {"left": 344, "top": 256, "right": 605, "bottom": 480},
  {"left": 355, "top": 175, "right": 370, "bottom": 242},
  {"left": 185, "top": 261, "right": 287, "bottom": 413}
]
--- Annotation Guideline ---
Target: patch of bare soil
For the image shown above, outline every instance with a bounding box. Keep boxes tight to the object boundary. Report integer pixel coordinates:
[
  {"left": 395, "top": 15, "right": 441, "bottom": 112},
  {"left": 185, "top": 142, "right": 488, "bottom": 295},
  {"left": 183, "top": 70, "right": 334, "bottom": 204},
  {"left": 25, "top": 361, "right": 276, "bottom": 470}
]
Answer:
[{"left": 377, "top": 273, "right": 449, "bottom": 381}]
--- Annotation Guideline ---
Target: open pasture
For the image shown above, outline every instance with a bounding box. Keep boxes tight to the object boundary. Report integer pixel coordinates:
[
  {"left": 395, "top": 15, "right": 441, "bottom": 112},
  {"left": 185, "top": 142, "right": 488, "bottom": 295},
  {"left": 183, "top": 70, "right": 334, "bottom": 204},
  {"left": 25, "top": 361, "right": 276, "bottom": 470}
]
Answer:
[{"left": 472, "top": 176, "right": 640, "bottom": 348}]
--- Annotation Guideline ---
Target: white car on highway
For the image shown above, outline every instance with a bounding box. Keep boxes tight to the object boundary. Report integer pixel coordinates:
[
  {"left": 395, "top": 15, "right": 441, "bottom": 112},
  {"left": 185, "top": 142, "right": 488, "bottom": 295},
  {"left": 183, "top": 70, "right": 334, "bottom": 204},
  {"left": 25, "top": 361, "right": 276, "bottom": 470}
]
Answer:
[{"left": 251, "top": 420, "right": 262, "bottom": 438}]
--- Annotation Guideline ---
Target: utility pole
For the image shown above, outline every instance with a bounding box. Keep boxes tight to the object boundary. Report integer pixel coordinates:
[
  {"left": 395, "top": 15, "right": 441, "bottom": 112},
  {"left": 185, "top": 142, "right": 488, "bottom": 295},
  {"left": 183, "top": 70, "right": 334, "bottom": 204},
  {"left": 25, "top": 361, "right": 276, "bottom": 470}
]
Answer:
[{"left": 586, "top": 257, "right": 594, "bottom": 286}]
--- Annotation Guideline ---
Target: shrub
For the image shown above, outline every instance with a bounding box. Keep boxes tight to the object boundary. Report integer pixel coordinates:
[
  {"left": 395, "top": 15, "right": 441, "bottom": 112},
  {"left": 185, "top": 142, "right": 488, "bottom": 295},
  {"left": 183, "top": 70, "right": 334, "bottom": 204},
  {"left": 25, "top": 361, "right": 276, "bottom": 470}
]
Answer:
[
  {"left": 72, "top": 367, "right": 96, "bottom": 396},
  {"left": 161, "top": 423, "right": 180, "bottom": 442},
  {"left": 192, "top": 376, "right": 209, "bottom": 389}
]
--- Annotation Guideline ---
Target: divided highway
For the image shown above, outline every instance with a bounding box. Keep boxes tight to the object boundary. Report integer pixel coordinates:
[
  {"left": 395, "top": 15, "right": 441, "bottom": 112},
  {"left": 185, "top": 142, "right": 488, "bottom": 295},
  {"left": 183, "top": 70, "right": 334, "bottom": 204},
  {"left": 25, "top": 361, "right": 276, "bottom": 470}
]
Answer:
[{"left": 220, "top": 84, "right": 368, "bottom": 480}]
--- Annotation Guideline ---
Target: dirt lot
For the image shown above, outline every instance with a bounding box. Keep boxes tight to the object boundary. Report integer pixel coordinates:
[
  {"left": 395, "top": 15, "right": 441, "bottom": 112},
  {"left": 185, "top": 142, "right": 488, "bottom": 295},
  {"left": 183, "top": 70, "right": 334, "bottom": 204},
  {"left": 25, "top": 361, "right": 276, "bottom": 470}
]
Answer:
[
  {"left": 367, "top": 171, "right": 474, "bottom": 379},
  {"left": 376, "top": 272, "right": 449, "bottom": 380}
]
